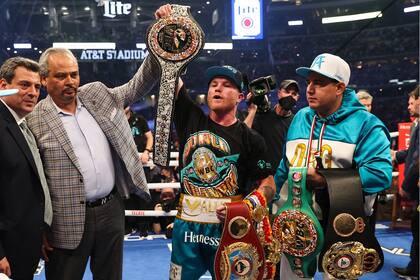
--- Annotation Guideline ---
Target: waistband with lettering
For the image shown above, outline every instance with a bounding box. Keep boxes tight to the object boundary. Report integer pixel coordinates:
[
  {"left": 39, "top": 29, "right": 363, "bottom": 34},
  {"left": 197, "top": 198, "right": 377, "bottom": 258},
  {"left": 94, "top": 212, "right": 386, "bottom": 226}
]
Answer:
[{"left": 177, "top": 194, "right": 242, "bottom": 224}]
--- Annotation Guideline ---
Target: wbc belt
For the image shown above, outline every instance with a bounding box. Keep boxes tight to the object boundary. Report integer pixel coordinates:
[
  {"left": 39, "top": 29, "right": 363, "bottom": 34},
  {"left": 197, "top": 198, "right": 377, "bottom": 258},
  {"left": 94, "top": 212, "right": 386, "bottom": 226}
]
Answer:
[
  {"left": 317, "top": 169, "right": 383, "bottom": 280},
  {"left": 272, "top": 167, "right": 324, "bottom": 278},
  {"left": 146, "top": 5, "right": 204, "bottom": 166},
  {"left": 214, "top": 202, "right": 265, "bottom": 280}
]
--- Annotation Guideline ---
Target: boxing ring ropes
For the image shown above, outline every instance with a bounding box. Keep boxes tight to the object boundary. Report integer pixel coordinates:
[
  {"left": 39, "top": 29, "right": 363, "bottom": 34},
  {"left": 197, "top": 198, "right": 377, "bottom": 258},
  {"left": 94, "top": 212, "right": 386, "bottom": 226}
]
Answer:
[{"left": 126, "top": 132, "right": 401, "bottom": 227}]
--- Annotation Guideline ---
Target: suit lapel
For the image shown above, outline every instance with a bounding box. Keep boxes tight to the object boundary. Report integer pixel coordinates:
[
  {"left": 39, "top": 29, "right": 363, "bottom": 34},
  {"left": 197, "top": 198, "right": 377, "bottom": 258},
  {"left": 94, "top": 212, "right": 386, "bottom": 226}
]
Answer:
[
  {"left": 43, "top": 96, "right": 83, "bottom": 174},
  {"left": 0, "top": 102, "right": 39, "bottom": 176}
]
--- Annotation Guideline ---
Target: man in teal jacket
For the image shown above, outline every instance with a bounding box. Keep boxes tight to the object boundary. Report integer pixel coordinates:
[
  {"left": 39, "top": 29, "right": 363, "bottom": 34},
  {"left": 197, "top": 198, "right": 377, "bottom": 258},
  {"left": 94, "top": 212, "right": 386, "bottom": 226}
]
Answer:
[{"left": 274, "top": 53, "right": 392, "bottom": 279}]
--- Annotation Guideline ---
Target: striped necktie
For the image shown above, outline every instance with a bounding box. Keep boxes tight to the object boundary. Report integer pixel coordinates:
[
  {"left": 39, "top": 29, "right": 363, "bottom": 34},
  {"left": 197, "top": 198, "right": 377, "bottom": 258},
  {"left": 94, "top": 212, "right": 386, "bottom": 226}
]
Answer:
[{"left": 20, "top": 120, "right": 53, "bottom": 226}]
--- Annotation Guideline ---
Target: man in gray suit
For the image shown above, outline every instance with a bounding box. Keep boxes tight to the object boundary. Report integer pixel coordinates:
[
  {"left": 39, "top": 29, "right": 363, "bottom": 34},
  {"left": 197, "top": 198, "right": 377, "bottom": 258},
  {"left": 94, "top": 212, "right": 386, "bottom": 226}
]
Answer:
[{"left": 26, "top": 47, "right": 158, "bottom": 279}]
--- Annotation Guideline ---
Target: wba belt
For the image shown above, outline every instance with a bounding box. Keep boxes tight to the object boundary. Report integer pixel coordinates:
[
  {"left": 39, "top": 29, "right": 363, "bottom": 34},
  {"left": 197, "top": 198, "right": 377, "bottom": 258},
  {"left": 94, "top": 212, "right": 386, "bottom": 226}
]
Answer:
[
  {"left": 146, "top": 4, "right": 204, "bottom": 166},
  {"left": 272, "top": 167, "right": 324, "bottom": 278},
  {"left": 214, "top": 202, "right": 265, "bottom": 280},
  {"left": 177, "top": 194, "right": 241, "bottom": 224},
  {"left": 317, "top": 169, "right": 383, "bottom": 280}
]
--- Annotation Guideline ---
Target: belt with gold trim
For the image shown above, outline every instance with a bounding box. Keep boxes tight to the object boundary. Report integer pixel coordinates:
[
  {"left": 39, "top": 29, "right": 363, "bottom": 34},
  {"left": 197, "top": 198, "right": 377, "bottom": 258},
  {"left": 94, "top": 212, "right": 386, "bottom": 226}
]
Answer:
[
  {"left": 146, "top": 4, "right": 204, "bottom": 166},
  {"left": 317, "top": 169, "right": 383, "bottom": 280},
  {"left": 214, "top": 202, "right": 265, "bottom": 280},
  {"left": 272, "top": 167, "right": 324, "bottom": 278}
]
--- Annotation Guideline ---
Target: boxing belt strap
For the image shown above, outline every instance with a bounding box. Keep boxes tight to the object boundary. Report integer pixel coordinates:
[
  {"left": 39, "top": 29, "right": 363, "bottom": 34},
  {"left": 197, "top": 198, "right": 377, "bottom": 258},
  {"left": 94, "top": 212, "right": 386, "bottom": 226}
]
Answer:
[
  {"left": 146, "top": 4, "right": 204, "bottom": 166},
  {"left": 317, "top": 169, "right": 383, "bottom": 280},
  {"left": 244, "top": 190, "right": 281, "bottom": 279},
  {"left": 214, "top": 202, "right": 265, "bottom": 280},
  {"left": 272, "top": 167, "right": 324, "bottom": 278}
]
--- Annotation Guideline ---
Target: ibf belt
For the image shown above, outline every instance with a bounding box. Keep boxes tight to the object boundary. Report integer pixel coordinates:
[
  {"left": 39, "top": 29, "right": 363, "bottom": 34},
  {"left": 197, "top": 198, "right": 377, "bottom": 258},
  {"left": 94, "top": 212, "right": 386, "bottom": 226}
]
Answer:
[
  {"left": 214, "top": 202, "right": 265, "bottom": 280},
  {"left": 272, "top": 167, "right": 324, "bottom": 278},
  {"left": 146, "top": 5, "right": 204, "bottom": 166},
  {"left": 177, "top": 194, "right": 242, "bottom": 224},
  {"left": 317, "top": 169, "right": 383, "bottom": 279}
]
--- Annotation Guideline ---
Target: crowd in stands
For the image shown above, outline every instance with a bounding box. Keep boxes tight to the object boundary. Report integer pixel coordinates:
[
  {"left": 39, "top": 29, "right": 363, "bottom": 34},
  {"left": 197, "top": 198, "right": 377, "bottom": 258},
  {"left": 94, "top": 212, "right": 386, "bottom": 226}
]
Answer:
[{"left": 1, "top": 20, "right": 417, "bottom": 138}]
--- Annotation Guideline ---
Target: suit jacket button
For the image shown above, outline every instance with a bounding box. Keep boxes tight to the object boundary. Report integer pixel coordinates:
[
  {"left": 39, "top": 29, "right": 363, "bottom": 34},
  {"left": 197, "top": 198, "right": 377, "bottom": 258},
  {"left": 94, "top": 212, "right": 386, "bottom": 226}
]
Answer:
[
  {"left": 80, "top": 201, "right": 85, "bottom": 204},
  {"left": 79, "top": 178, "right": 83, "bottom": 183}
]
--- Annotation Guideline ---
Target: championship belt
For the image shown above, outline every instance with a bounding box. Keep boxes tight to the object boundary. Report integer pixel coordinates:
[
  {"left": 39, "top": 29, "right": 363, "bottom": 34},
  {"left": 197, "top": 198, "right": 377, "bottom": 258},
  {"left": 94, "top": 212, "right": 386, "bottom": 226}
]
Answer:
[
  {"left": 214, "top": 202, "right": 265, "bottom": 280},
  {"left": 317, "top": 169, "right": 383, "bottom": 279},
  {"left": 272, "top": 167, "right": 324, "bottom": 278},
  {"left": 146, "top": 5, "right": 204, "bottom": 166},
  {"left": 244, "top": 191, "right": 281, "bottom": 279}
]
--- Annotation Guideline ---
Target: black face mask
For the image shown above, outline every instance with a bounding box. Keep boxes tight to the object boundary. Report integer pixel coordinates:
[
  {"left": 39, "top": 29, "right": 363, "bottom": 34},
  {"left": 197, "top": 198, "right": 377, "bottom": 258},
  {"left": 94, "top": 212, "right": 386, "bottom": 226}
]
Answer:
[{"left": 278, "top": 96, "right": 297, "bottom": 111}]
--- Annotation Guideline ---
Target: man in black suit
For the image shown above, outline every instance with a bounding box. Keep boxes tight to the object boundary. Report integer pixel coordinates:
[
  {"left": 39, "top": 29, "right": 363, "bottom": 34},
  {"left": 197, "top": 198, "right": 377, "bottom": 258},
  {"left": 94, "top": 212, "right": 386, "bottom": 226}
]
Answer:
[
  {"left": 0, "top": 57, "right": 52, "bottom": 280},
  {"left": 392, "top": 86, "right": 419, "bottom": 279}
]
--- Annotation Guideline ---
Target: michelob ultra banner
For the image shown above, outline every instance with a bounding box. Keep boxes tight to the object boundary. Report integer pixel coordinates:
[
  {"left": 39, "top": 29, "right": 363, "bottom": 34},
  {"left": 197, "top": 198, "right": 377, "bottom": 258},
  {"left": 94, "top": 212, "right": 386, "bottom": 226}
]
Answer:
[{"left": 232, "top": 0, "right": 263, "bottom": 40}]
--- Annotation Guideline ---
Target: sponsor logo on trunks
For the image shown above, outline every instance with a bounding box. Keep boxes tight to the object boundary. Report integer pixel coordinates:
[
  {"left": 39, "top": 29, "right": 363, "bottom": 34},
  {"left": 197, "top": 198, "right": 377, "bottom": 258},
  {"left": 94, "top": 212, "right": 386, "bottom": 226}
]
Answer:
[
  {"left": 184, "top": 231, "right": 220, "bottom": 246},
  {"left": 178, "top": 195, "right": 234, "bottom": 223},
  {"left": 183, "top": 197, "right": 227, "bottom": 216}
]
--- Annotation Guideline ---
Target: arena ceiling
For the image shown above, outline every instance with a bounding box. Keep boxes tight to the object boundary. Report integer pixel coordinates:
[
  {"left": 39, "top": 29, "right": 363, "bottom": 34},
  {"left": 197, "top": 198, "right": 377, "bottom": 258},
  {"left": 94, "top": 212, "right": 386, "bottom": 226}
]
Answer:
[{"left": 0, "top": 0, "right": 418, "bottom": 44}]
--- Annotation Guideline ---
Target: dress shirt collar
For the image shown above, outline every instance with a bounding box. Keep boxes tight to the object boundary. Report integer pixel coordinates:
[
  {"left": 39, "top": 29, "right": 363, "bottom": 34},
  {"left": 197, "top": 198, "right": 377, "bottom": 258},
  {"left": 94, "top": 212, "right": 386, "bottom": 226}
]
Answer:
[
  {"left": 52, "top": 96, "right": 83, "bottom": 116},
  {"left": 0, "top": 98, "right": 25, "bottom": 125}
]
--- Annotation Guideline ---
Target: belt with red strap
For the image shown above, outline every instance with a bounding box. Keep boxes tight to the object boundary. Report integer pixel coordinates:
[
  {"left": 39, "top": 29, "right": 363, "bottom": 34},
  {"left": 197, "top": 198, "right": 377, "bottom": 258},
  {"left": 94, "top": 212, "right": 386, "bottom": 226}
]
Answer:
[{"left": 214, "top": 201, "right": 265, "bottom": 280}]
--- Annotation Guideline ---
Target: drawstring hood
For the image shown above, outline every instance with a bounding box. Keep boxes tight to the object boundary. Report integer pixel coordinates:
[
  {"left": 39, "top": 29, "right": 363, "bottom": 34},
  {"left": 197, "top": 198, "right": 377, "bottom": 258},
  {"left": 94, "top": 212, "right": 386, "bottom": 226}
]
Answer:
[
  {"left": 304, "top": 116, "right": 326, "bottom": 167},
  {"left": 303, "top": 88, "right": 366, "bottom": 168}
]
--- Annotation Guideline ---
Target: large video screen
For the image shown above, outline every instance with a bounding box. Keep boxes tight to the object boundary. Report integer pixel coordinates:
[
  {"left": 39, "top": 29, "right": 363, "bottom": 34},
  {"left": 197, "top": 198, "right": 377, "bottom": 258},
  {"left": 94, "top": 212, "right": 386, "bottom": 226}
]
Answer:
[{"left": 232, "top": 0, "right": 263, "bottom": 40}]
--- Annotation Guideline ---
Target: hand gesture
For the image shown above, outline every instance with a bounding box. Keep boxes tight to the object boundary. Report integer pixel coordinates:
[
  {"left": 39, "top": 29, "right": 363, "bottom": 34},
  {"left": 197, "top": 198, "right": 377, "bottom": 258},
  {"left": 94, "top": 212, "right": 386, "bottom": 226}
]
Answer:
[
  {"left": 216, "top": 204, "right": 227, "bottom": 223},
  {"left": 141, "top": 151, "right": 149, "bottom": 164},
  {"left": 306, "top": 166, "right": 327, "bottom": 190},
  {"left": 154, "top": 4, "right": 172, "bottom": 19}
]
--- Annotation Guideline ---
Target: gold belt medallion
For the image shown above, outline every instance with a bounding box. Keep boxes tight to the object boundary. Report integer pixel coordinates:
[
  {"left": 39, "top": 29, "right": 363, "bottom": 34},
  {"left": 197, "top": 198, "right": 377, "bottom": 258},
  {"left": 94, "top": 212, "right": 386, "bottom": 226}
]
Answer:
[
  {"left": 220, "top": 242, "right": 263, "bottom": 280},
  {"left": 228, "top": 216, "right": 250, "bottom": 239},
  {"left": 333, "top": 213, "right": 365, "bottom": 237},
  {"left": 322, "top": 241, "right": 381, "bottom": 279},
  {"left": 272, "top": 209, "right": 318, "bottom": 257}
]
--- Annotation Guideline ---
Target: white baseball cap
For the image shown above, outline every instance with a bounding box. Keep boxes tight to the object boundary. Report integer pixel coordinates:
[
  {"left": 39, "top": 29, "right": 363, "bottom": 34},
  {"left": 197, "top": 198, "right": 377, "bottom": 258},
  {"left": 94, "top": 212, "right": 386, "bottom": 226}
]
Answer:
[
  {"left": 0, "top": 89, "right": 18, "bottom": 97},
  {"left": 296, "top": 53, "right": 351, "bottom": 86}
]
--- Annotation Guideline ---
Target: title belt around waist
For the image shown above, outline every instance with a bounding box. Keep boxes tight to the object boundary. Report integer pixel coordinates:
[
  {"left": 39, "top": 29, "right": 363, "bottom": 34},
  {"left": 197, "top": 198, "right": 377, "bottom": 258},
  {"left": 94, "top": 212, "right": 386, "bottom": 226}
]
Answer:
[
  {"left": 177, "top": 194, "right": 242, "bottom": 224},
  {"left": 86, "top": 188, "right": 116, "bottom": 208}
]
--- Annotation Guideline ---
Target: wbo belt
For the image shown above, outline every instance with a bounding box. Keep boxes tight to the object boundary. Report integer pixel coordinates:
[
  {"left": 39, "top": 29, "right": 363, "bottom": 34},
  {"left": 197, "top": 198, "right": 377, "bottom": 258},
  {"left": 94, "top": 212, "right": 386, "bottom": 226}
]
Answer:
[
  {"left": 214, "top": 201, "right": 265, "bottom": 280},
  {"left": 86, "top": 189, "right": 116, "bottom": 208}
]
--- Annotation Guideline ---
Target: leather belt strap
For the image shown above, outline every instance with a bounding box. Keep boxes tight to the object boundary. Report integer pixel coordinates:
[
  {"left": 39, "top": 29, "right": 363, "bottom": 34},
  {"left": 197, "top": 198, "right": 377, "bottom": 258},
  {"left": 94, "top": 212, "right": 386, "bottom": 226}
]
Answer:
[
  {"left": 146, "top": 4, "right": 204, "bottom": 166},
  {"left": 317, "top": 169, "right": 383, "bottom": 279},
  {"left": 214, "top": 202, "right": 265, "bottom": 280},
  {"left": 272, "top": 167, "right": 324, "bottom": 278}
]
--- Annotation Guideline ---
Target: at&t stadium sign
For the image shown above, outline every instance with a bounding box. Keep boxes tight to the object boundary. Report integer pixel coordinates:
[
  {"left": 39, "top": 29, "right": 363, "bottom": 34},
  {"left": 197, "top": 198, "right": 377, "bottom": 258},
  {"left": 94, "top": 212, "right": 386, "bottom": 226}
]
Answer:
[{"left": 79, "top": 49, "right": 149, "bottom": 61}]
